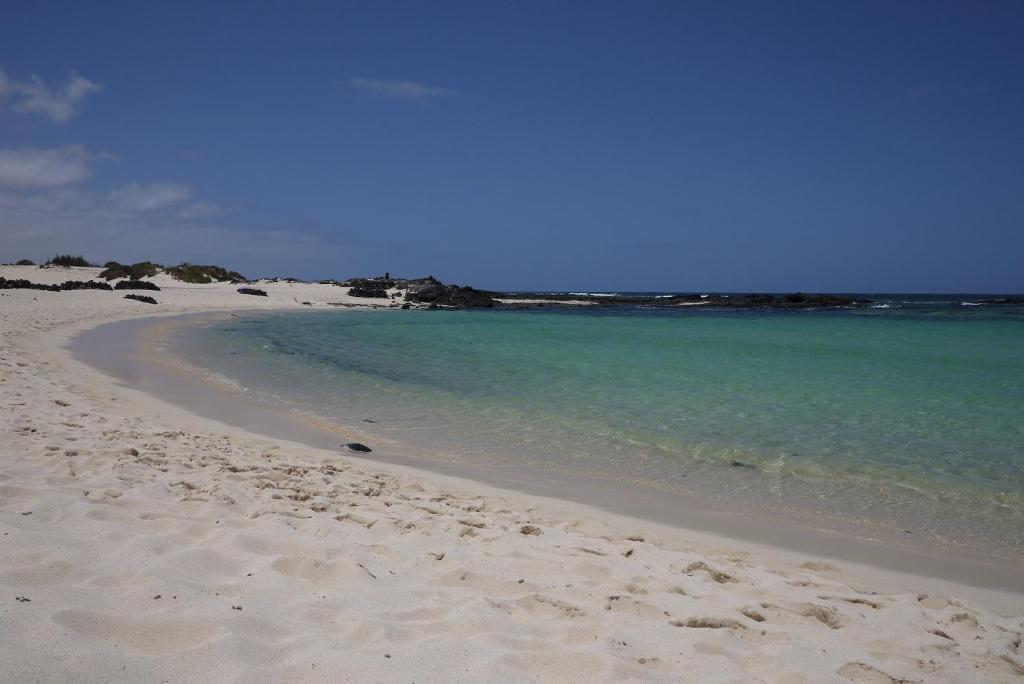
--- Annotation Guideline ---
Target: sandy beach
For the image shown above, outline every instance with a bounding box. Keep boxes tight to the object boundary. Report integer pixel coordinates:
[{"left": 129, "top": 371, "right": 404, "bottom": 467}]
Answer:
[{"left": 2, "top": 265, "right": 1023, "bottom": 683}]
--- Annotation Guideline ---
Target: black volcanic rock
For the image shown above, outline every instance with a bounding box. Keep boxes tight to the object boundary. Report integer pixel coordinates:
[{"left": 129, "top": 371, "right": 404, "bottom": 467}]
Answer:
[
  {"left": 977, "top": 297, "right": 1024, "bottom": 305},
  {"left": 343, "top": 276, "right": 395, "bottom": 290},
  {"left": 348, "top": 286, "right": 388, "bottom": 298},
  {"left": 494, "top": 291, "right": 868, "bottom": 309},
  {"left": 437, "top": 285, "right": 496, "bottom": 308},
  {"left": 60, "top": 280, "right": 113, "bottom": 291},
  {"left": 341, "top": 442, "right": 372, "bottom": 453},
  {"left": 0, "top": 277, "right": 60, "bottom": 291},
  {"left": 402, "top": 277, "right": 497, "bottom": 308},
  {"left": 704, "top": 293, "right": 866, "bottom": 308},
  {"left": 413, "top": 283, "right": 443, "bottom": 302}
]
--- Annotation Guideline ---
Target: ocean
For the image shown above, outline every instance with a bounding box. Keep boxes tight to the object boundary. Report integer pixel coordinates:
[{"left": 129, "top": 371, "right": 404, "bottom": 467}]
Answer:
[{"left": 164, "top": 294, "right": 1024, "bottom": 556}]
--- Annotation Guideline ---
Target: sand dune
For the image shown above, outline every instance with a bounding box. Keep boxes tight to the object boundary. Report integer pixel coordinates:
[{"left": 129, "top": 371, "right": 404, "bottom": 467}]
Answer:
[{"left": 1, "top": 265, "right": 1023, "bottom": 682}]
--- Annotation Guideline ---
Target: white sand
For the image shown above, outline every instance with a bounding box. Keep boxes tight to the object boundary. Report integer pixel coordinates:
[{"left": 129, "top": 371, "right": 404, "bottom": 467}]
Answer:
[{"left": 2, "top": 264, "right": 1023, "bottom": 682}]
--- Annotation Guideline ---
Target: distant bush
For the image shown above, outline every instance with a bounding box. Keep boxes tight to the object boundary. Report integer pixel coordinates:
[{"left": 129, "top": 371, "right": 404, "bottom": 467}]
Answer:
[
  {"left": 99, "top": 261, "right": 162, "bottom": 281},
  {"left": 15, "top": 259, "right": 35, "bottom": 266},
  {"left": 166, "top": 263, "right": 246, "bottom": 284},
  {"left": 115, "top": 279, "right": 160, "bottom": 291},
  {"left": 237, "top": 287, "right": 268, "bottom": 297},
  {"left": 47, "top": 254, "right": 92, "bottom": 267},
  {"left": 123, "top": 294, "right": 157, "bottom": 305}
]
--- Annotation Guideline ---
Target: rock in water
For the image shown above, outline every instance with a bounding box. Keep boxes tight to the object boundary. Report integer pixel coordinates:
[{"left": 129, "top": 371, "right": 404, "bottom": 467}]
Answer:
[{"left": 341, "top": 442, "right": 373, "bottom": 453}]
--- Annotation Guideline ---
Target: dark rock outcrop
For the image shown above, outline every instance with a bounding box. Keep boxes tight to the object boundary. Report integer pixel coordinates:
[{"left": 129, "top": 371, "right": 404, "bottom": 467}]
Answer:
[
  {"left": 237, "top": 287, "right": 268, "bottom": 297},
  {"left": 402, "top": 277, "right": 497, "bottom": 308},
  {"left": 60, "top": 280, "right": 114, "bottom": 291},
  {"left": 124, "top": 294, "right": 157, "bottom": 304},
  {"left": 977, "top": 297, "right": 1024, "bottom": 305},
  {"left": 343, "top": 276, "right": 395, "bottom": 290},
  {"left": 497, "top": 291, "right": 869, "bottom": 309},
  {"left": 341, "top": 443, "right": 372, "bottom": 453},
  {"left": 704, "top": 293, "right": 867, "bottom": 308},
  {"left": 348, "top": 285, "right": 388, "bottom": 298},
  {"left": 0, "top": 278, "right": 113, "bottom": 292},
  {"left": 0, "top": 277, "right": 60, "bottom": 292}
]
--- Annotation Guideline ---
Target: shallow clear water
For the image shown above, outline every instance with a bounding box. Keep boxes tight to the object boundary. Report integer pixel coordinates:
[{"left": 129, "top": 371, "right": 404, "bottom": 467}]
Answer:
[{"left": 167, "top": 296, "right": 1024, "bottom": 553}]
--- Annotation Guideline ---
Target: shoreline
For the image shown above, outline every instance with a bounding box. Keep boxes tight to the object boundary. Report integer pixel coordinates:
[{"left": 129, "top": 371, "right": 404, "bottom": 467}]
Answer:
[
  {"left": 3, "top": 265, "right": 1023, "bottom": 681},
  {"left": 72, "top": 310, "right": 1024, "bottom": 594}
]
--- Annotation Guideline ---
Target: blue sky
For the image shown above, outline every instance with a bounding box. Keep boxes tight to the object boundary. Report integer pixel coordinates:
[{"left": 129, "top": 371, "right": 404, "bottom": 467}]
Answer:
[{"left": 1, "top": 1, "right": 1022, "bottom": 292}]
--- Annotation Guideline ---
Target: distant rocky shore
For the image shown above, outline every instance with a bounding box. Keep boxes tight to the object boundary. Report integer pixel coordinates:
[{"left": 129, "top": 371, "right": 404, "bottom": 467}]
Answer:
[
  {"left": 2, "top": 258, "right": 877, "bottom": 310},
  {"left": 339, "top": 275, "right": 872, "bottom": 309}
]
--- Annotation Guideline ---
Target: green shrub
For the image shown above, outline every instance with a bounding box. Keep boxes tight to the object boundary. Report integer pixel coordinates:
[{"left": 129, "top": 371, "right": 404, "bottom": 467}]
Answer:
[
  {"left": 99, "top": 261, "right": 162, "bottom": 281},
  {"left": 165, "top": 263, "right": 246, "bottom": 284},
  {"left": 15, "top": 259, "right": 35, "bottom": 266},
  {"left": 47, "top": 254, "right": 92, "bottom": 267}
]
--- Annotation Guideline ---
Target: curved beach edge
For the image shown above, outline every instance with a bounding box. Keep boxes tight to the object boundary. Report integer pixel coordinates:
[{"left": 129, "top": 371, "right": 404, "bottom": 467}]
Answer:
[{"left": 2, "top": 265, "right": 1022, "bottom": 682}]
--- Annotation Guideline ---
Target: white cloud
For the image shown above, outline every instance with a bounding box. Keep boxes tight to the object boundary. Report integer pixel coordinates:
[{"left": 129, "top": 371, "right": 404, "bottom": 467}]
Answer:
[
  {"left": 108, "top": 182, "right": 193, "bottom": 211},
  {"left": 0, "top": 145, "right": 95, "bottom": 188},
  {"left": 344, "top": 77, "right": 458, "bottom": 99},
  {"left": 0, "top": 186, "right": 330, "bottom": 275},
  {"left": 0, "top": 67, "right": 102, "bottom": 123}
]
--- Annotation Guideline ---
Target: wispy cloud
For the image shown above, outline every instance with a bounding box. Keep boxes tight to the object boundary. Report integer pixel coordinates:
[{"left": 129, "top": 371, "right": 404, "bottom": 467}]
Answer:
[
  {"left": 0, "top": 185, "right": 329, "bottom": 274},
  {"left": 0, "top": 145, "right": 100, "bottom": 189},
  {"left": 343, "top": 77, "right": 458, "bottom": 99},
  {"left": 179, "top": 201, "right": 223, "bottom": 219},
  {"left": 0, "top": 67, "right": 102, "bottom": 123},
  {"left": 108, "top": 182, "right": 194, "bottom": 212}
]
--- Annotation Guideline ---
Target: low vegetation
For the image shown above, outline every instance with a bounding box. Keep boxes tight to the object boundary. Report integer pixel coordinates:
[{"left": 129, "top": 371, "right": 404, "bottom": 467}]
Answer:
[
  {"left": 114, "top": 280, "right": 161, "bottom": 291},
  {"left": 46, "top": 254, "right": 92, "bottom": 267},
  {"left": 165, "top": 263, "right": 246, "bottom": 284},
  {"left": 99, "top": 261, "right": 162, "bottom": 281}
]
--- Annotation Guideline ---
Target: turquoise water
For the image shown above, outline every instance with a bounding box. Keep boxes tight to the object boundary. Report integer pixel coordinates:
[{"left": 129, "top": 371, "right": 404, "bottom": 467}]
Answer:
[{"left": 168, "top": 300, "right": 1024, "bottom": 553}]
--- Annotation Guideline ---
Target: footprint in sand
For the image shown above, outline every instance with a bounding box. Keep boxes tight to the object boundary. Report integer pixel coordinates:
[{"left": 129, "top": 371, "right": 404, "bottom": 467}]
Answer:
[{"left": 271, "top": 556, "right": 366, "bottom": 586}]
